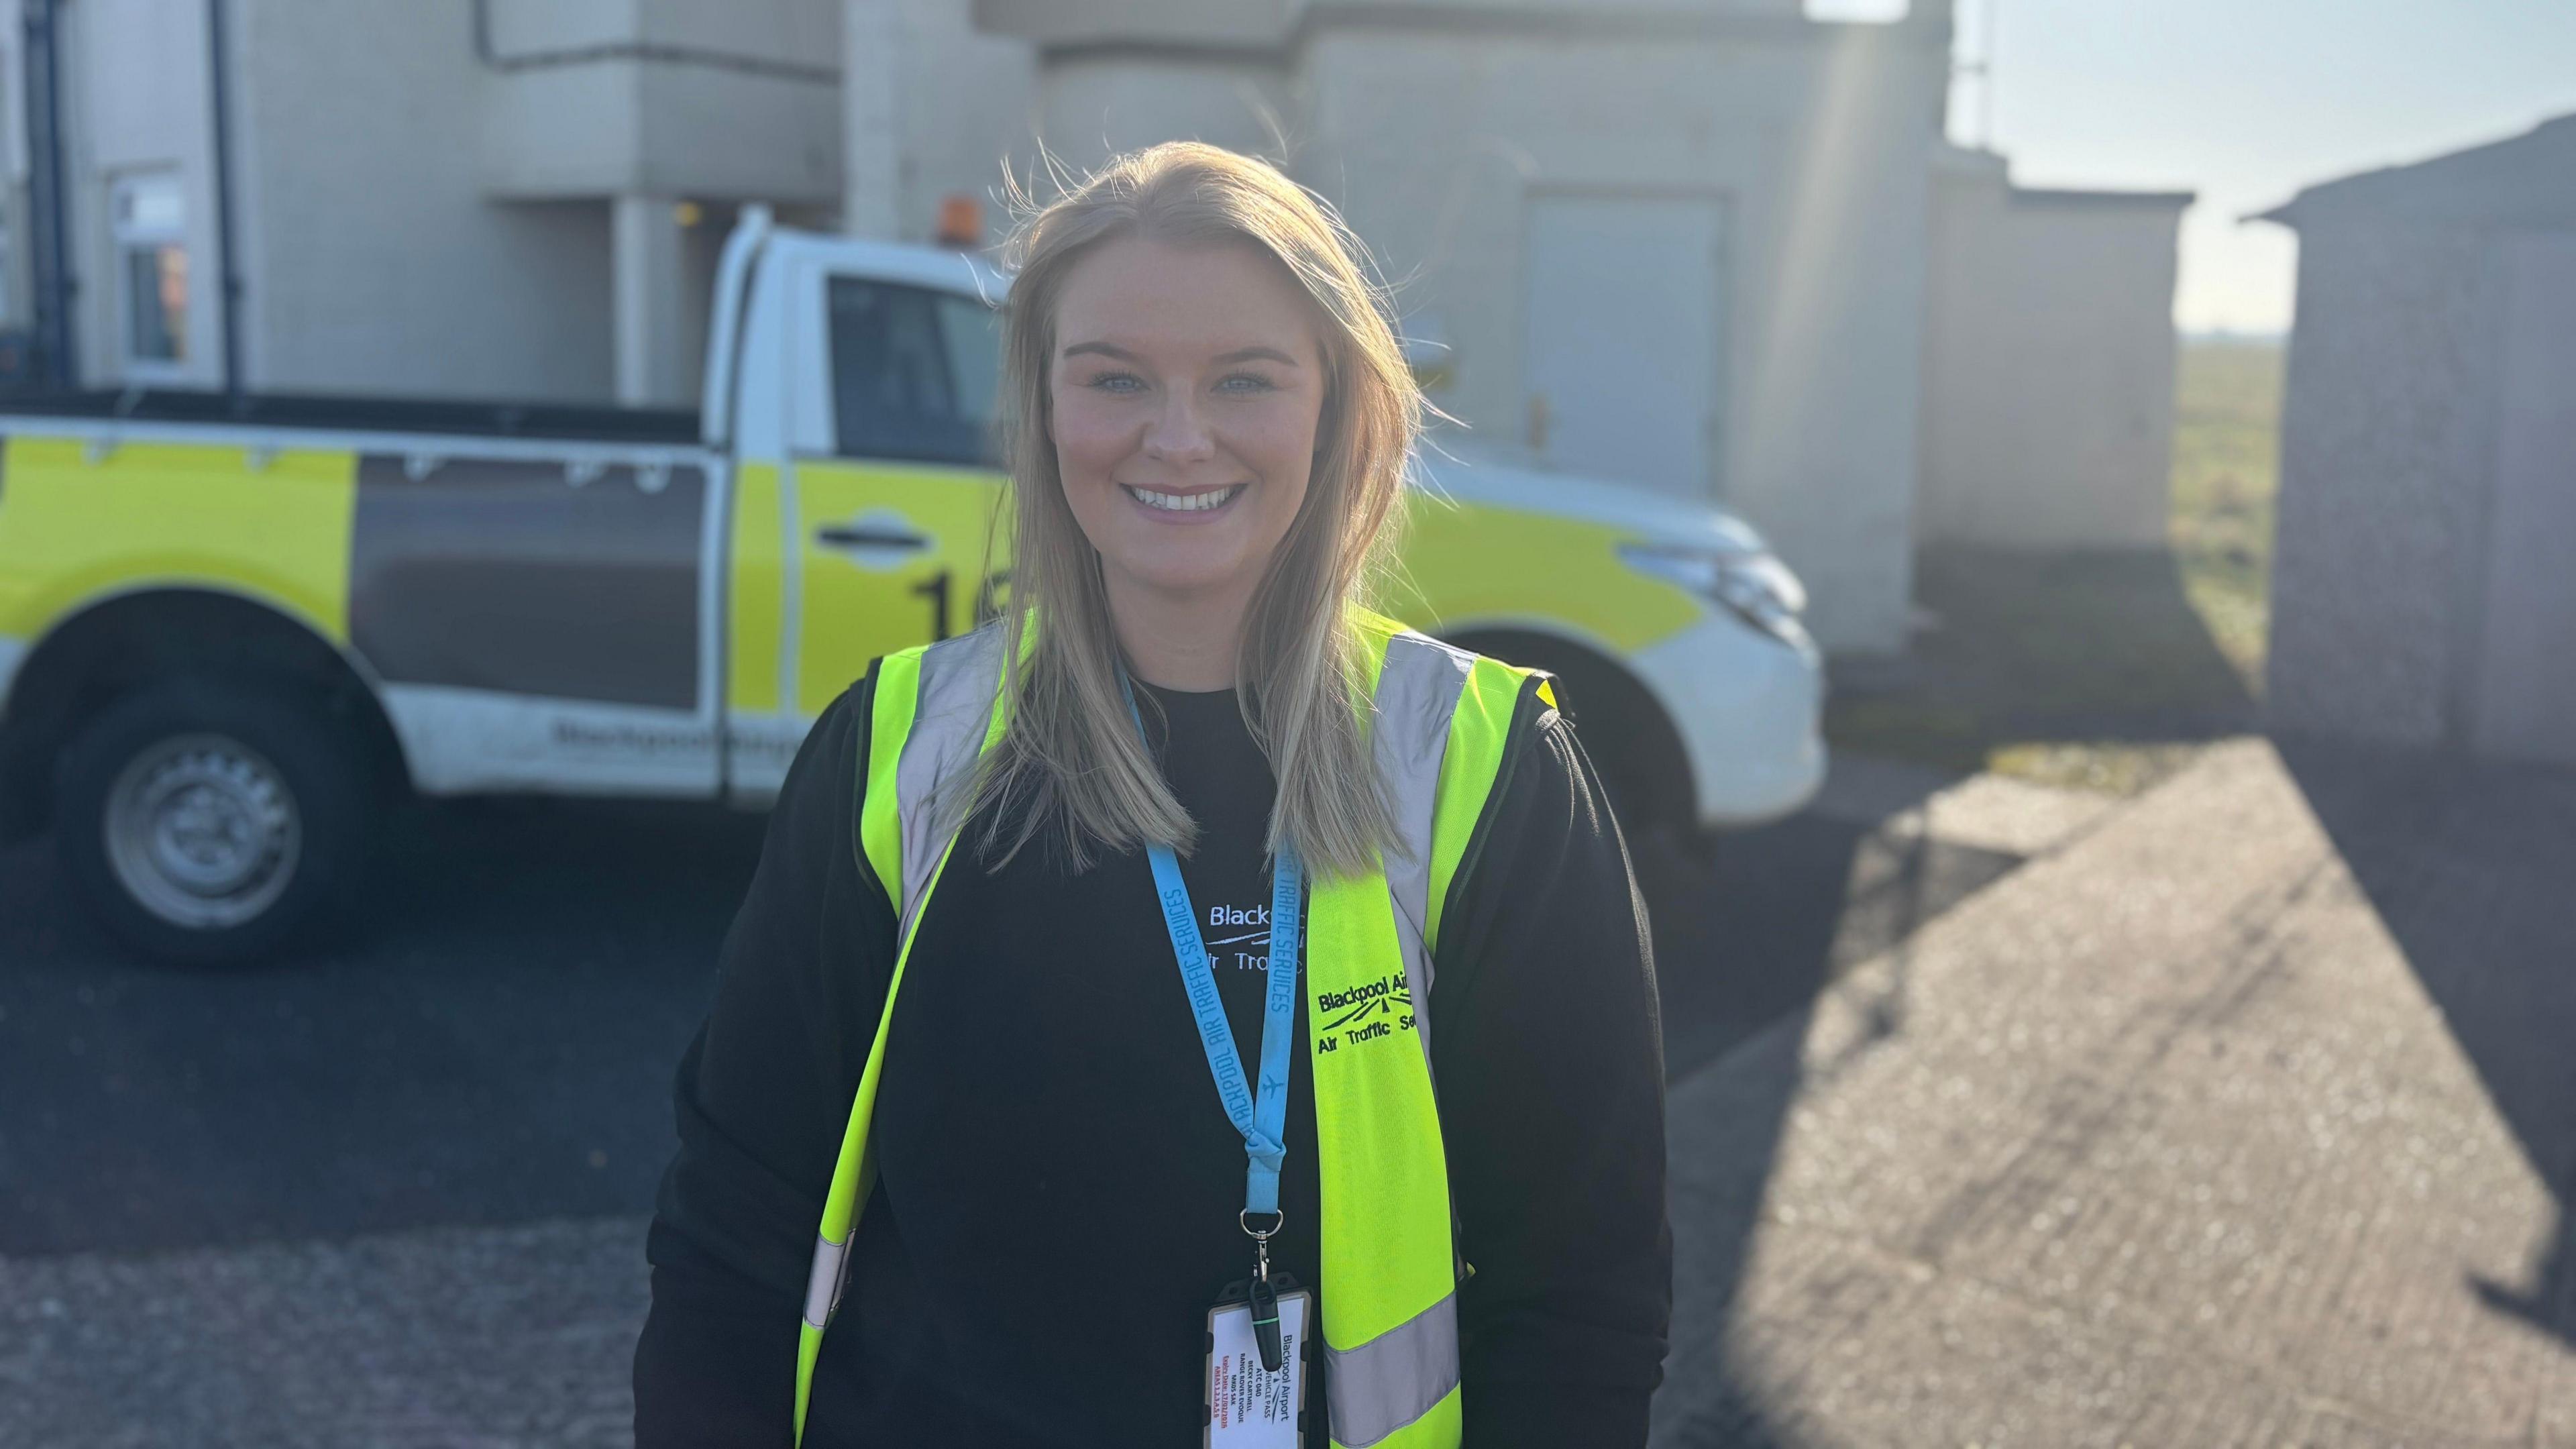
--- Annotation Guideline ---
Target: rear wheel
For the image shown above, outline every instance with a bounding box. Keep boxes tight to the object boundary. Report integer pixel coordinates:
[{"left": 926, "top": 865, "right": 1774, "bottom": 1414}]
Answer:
[
  {"left": 58, "top": 680, "right": 374, "bottom": 966},
  {"left": 1447, "top": 629, "right": 1721, "bottom": 898}
]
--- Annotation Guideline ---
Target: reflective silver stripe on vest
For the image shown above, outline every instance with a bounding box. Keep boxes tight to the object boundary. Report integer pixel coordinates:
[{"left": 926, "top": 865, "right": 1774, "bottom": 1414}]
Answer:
[
  {"left": 1324, "top": 1289, "right": 1461, "bottom": 1447},
  {"left": 803, "top": 1232, "right": 849, "bottom": 1330},
  {"left": 1371, "top": 631, "right": 1474, "bottom": 1051},
  {"left": 892, "top": 627, "right": 1008, "bottom": 941}
]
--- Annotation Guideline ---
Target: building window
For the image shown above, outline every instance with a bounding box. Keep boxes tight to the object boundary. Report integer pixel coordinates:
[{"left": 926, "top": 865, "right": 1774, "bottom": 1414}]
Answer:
[{"left": 112, "top": 172, "right": 189, "bottom": 368}]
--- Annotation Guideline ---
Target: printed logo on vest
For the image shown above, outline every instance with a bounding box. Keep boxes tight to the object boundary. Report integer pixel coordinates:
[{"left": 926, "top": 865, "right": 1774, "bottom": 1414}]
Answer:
[{"left": 1313, "top": 971, "right": 1415, "bottom": 1053}]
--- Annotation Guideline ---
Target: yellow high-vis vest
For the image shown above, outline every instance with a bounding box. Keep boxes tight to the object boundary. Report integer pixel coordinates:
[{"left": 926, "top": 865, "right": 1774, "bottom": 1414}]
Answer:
[{"left": 792, "top": 608, "right": 1544, "bottom": 1449}]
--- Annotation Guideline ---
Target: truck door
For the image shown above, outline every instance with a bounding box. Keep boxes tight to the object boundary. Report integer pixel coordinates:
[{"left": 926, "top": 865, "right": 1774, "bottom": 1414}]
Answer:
[
  {"left": 347, "top": 443, "right": 724, "bottom": 799},
  {"left": 782, "top": 260, "right": 1008, "bottom": 717}
]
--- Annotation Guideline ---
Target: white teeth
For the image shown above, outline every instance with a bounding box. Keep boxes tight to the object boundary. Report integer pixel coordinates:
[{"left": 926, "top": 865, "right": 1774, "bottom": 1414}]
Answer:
[{"left": 1124, "top": 484, "right": 1242, "bottom": 513}]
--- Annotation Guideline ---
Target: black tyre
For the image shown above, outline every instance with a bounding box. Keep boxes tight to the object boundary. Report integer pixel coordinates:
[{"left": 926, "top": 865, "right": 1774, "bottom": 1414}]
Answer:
[{"left": 56, "top": 679, "right": 374, "bottom": 966}]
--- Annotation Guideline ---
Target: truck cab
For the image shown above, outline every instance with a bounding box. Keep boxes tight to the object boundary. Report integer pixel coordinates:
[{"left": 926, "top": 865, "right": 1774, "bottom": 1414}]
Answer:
[{"left": 708, "top": 217, "right": 1015, "bottom": 801}]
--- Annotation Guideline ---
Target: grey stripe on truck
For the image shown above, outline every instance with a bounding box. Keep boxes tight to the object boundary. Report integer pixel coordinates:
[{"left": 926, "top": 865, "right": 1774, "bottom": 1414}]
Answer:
[{"left": 348, "top": 454, "right": 706, "bottom": 711}]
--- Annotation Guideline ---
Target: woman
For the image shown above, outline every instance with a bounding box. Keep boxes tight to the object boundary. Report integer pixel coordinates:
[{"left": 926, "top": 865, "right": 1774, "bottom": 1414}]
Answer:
[{"left": 633, "top": 140, "right": 1670, "bottom": 1447}]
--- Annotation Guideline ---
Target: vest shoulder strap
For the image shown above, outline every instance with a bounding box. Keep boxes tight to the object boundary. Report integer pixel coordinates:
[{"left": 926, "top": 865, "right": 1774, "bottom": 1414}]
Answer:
[
  {"left": 859, "top": 625, "right": 1010, "bottom": 934},
  {"left": 1349, "top": 608, "right": 1544, "bottom": 959}
]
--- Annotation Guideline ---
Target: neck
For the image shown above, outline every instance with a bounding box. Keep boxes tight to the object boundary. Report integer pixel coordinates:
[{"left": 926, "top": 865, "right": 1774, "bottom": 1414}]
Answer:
[{"left": 1106, "top": 571, "right": 1256, "bottom": 692}]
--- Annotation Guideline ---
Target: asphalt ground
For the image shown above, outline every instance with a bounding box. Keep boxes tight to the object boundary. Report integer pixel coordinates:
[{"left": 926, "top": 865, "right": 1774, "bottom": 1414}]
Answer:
[{"left": 0, "top": 770, "right": 2019, "bottom": 1262}]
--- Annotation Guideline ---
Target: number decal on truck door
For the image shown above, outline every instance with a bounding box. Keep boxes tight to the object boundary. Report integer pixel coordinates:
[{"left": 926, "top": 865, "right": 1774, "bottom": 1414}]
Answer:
[
  {"left": 910, "top": 571, "right": 953, "bottom": 643},
  {"left": 903, "top": 566, "right": 1010, "bottom": 642}
]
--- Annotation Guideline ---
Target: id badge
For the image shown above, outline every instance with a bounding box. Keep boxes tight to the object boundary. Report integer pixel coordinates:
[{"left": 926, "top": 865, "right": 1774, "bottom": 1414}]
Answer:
[{"left": 1205, "top": 1277, "right": 1310, "bottom": 1448}]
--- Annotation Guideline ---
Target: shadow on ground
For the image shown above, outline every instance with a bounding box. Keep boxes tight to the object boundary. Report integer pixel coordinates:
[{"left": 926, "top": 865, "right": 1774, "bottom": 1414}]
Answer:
[
  {"left": 1640, "top": 810, "right": 2019, "bottom": 1081},
  {"left": 1832, "top": 546, "right": 2260, "bottom": 794},
  {"left": 2279, "top": 735, "right": 2576, "bottom": 1350},
  {"left": 1644, "top": 535, "right": 2267, "bottom": 1444},
  {"left": 1633, "top": 789, "right": 2021, "bottom": 1448}
]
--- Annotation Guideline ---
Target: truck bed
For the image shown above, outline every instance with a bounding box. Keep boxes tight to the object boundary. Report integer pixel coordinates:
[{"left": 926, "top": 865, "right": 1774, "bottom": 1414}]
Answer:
[{"left": 0, "top": 388, "right": 702, "bottom": 445}]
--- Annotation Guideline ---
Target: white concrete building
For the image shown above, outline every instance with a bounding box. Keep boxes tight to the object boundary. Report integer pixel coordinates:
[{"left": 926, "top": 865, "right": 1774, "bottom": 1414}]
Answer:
[
  {"left": 1917, "top": 144, "right": 2190, "bottom": 551},
  {"left": 2257, "top": 113, "right": 2576, "bottom": 769},
  {"left": 0, "top": 0, "right": 843, "bottom": 407}
]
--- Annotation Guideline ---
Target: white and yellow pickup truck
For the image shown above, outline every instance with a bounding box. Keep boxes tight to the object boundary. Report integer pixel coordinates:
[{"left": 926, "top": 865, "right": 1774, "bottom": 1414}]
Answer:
[{"left": 0, "top": 211, "right": 1823, "bottom": 965}]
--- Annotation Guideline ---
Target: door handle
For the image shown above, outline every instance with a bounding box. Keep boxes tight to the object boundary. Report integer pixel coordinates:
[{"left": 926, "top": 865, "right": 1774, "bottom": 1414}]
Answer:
[{"left": 816, "top": 523, "right": 930, "bottom": 552}]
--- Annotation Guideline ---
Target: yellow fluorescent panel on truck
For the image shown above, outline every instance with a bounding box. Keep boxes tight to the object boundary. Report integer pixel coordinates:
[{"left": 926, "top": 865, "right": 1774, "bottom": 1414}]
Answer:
[
  {"left": 1385, "top": 493, "right": 1699, "bottom": 655},
  {"left": 731, "top": 461, "right": 788, "bottom": 714},
  {"left": 0, "top": 437, "right": 358, "bottom": 644}
]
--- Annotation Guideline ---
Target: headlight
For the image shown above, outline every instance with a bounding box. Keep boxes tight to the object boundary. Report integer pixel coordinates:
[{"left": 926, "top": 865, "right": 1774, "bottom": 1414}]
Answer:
[{"left": 1619, "top": 542, "right": 1813, "bottom": 649}]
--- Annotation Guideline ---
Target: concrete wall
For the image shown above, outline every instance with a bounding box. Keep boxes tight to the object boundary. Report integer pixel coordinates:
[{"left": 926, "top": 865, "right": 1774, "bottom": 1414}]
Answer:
[
  {"left": 237, "top": 0, "right": 618, "bottom": 402},
  {"left": 1297, "top": 23, "right": 1945, "bottom": 653},
  {"left": 25, "top": 0, "right": 857, "bottom": 404},
  {"left": 2266, "top": 223, "right": 2514, "bottom": 749},
  {"left": 60, "top": 0, "right": 227, "bottom": 389},
  {"left": 977, "top": 0, "right": 1811, "bottom": 46},
  {"left": 1918, "top": 151, "right": 2186, "bottom": 550},
  {"left": 845, "top": 0, "right": 1039, "bottom": 246},
  {"left": 36, "top": 0, "right": 619, "bottom": 400},
  {"left": 2472, "top": 229, "right": 2576, "bottom": 767},
  {"left": 2266, "top": 114, "right": 2576, "bottom": 767},
  {"left": 480, "top": 0, "right": 843, "bottom": 203},
  {"left": 2269, "top": 215, "right": 2576, "bottom": 768},
  {"left": 1028, "top": 56, "right": 1293, "bottom": 174}
]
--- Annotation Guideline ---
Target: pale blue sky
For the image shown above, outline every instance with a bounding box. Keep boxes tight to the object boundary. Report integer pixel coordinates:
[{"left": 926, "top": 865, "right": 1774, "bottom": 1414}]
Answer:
[{"left": 1933, "top": 0, "right": 2576, "bottom": 333}]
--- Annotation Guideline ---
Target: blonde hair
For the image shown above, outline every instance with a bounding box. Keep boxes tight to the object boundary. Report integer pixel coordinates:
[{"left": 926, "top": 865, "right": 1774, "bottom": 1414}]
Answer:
[{"left": 953, "top": 140, "right": 1424, "bottom": 879}]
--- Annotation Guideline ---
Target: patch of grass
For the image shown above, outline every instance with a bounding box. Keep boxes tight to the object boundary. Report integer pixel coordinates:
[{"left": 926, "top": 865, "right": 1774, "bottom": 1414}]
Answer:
[
  {"left": 1825, "top": 338, "right": 2285, "bottom": 797},
  {"left": 2167, "top": 339, "right": 2285, "bottom": 690},
  {"left": 1984, "top": 739, "right": 2215, "bottom": 796}
]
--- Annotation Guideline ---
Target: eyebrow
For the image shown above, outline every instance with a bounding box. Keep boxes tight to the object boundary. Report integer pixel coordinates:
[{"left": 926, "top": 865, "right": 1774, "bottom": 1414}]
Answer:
[{"left": 1060, "top": 341, "right": 1303, "bottom": 367}]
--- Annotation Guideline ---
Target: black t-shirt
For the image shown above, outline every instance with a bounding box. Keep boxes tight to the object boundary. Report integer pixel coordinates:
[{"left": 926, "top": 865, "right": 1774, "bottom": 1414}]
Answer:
[{"left": 634, "top": 663, "right": 1671, "bottom": 1447}]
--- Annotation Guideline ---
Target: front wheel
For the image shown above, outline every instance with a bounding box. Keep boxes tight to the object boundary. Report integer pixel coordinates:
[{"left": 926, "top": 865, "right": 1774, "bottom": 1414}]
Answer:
[{"left": 57, "top": 681, "right": 374, "bottom": 966}]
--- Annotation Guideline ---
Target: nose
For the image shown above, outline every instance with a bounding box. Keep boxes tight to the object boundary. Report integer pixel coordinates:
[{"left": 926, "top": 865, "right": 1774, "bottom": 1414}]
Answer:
[{"left": 1140, "top": 387, "right": 1216, "bottom": 466}]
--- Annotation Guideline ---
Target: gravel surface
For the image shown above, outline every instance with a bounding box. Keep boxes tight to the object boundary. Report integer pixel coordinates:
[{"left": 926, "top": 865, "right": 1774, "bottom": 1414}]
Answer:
[{"left": 0, "top": 1218, "right": 646, "bottom": 1448}]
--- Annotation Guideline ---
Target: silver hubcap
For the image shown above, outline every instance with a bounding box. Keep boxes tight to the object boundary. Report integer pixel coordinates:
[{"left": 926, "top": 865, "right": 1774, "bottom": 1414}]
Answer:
[{"left": 103, "top": 734, "right": 302, "bottom": 931}]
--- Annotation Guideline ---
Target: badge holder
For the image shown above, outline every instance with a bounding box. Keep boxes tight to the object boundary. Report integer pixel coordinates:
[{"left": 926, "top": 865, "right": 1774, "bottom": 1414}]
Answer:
[{"left": 1205, "top": 1214, "right": 1310, "bottom": 1448}]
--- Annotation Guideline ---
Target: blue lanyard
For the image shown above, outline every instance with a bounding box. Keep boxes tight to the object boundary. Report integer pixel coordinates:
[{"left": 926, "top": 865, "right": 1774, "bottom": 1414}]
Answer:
[{"left": 1122, "top": 678, "right": 1304, "bottom": 1222}]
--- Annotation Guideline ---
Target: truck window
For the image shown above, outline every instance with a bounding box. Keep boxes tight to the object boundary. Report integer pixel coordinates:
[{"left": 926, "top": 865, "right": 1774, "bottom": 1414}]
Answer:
[{"left": 827, "top": 278, "right": 1002, "bottom": 468}]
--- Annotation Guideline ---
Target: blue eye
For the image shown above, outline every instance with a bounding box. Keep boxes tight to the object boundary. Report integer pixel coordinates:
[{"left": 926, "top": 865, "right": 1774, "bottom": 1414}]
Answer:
[{"left": 1083, "top": 371, "right": 1277, "bottom": 395}]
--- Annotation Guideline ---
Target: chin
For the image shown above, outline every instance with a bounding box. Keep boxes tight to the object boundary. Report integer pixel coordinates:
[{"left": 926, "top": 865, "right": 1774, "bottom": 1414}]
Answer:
[{"left": 1117, "top": 553, "right": 1257, "bottom": 598}]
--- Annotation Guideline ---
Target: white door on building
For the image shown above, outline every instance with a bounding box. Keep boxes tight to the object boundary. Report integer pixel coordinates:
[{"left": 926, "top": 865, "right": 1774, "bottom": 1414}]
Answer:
[
  {"left": 1521, "top": 194, "right": 1726, "bottom": 498},
  {"left": 2470, "top": 229, "right": 2576, "bottom": 768}
]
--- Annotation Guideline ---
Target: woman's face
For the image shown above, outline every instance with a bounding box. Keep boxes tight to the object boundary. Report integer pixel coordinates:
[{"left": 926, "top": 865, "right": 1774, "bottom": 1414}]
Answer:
[{"left": 1047, "top": 235, "right": 1328, "bottom": 610}]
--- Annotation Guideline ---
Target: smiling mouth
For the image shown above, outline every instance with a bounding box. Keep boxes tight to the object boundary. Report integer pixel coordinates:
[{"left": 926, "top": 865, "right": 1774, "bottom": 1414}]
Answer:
[{"left": 1121, "top": 483, "right": 1246, "bottom": 514}]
